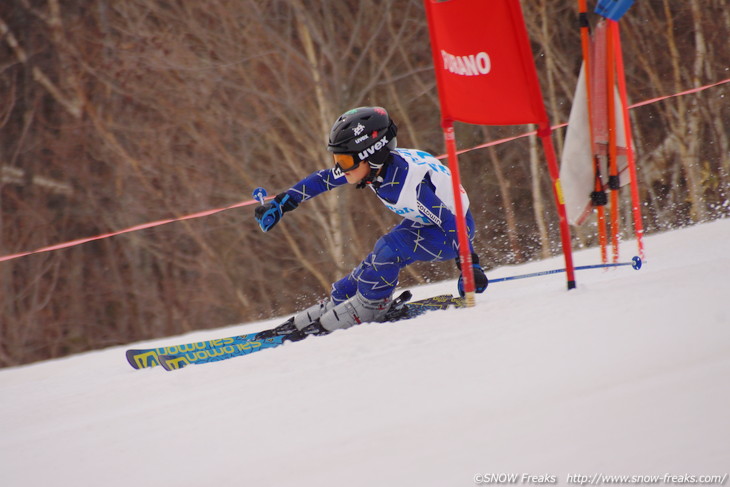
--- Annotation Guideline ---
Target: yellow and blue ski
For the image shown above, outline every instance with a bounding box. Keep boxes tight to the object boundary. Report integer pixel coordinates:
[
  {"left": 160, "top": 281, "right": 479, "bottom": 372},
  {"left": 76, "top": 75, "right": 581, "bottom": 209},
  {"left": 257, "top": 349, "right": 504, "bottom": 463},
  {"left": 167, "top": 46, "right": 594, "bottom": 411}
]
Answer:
[{"left": 126, "top": 292, "right": 464, "bottom": 371}]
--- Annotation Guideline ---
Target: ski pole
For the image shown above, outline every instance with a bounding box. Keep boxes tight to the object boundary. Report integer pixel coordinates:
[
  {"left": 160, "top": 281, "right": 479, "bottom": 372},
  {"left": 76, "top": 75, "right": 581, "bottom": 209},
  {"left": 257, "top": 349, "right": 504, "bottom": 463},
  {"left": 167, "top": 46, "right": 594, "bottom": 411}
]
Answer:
[
  {"left": 253, "top": 187, "right": 268, "bottom": 205},
  {"left": 490, "top": 256, "right": 642, "bottom": 284}
]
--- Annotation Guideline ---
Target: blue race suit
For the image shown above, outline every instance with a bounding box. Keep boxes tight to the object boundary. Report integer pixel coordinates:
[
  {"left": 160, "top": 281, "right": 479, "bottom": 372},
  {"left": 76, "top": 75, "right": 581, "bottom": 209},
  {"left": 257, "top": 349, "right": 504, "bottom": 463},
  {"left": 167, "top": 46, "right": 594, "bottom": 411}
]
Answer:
[{"left": 283, "top": 148, "right": 475, "bottom": 303}]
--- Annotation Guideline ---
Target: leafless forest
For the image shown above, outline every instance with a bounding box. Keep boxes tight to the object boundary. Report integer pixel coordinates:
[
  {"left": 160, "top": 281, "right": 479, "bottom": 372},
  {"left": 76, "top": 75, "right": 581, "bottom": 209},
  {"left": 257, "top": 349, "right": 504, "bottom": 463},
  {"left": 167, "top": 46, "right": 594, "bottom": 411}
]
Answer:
[{"left": 1, "top": 0, "right": 728, "bottom": 366}]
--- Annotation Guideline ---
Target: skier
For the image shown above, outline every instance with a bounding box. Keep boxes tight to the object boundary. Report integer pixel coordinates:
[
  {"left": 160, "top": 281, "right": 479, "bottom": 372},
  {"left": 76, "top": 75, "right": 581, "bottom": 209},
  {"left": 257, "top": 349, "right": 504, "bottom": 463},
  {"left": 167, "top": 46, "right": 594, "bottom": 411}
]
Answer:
[{"left": 255, "top": 107, "right": 488, "bottom": 340}]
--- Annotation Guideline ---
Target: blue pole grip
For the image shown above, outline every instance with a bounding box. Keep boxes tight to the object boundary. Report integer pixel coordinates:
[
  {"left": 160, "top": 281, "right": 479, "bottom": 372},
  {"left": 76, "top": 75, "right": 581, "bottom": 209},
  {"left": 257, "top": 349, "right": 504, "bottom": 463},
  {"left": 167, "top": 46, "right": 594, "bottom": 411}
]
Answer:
[{"left": 252, "top": 187, "right": 281, "bottom": 232}]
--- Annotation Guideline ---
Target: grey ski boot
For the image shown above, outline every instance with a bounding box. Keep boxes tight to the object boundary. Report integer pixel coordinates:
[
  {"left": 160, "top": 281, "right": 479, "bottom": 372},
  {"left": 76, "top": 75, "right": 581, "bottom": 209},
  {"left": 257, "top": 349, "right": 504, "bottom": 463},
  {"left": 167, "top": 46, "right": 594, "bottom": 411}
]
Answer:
[
  {"left": 316, "top": 292, "right": 394, "bottom": 333},
  {"left": 256, "top": 299, "right": 334, "bottom": 339}
]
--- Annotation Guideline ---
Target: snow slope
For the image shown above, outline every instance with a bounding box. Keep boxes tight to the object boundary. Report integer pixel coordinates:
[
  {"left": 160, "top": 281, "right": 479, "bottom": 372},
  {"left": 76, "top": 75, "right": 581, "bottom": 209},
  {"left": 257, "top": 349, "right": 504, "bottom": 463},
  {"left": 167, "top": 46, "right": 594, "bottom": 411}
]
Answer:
[{"left": 1, "top": 220, "right": 729, "bottom": 487}]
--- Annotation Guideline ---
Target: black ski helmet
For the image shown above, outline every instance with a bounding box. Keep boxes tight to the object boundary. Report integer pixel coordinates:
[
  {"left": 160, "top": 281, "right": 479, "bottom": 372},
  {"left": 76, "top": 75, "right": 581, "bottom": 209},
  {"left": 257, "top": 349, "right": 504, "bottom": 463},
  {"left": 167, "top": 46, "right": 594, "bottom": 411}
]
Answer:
[{"left": 327, "top": 106, "right": 397, "bottom": 170}]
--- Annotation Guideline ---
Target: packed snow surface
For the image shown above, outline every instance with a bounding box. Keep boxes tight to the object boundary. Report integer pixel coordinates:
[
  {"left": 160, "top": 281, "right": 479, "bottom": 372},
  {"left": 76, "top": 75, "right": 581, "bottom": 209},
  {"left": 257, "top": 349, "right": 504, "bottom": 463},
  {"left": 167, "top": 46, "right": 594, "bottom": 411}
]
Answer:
[{"left": 1, "top": 220, "right": 729, "bottom": 487}]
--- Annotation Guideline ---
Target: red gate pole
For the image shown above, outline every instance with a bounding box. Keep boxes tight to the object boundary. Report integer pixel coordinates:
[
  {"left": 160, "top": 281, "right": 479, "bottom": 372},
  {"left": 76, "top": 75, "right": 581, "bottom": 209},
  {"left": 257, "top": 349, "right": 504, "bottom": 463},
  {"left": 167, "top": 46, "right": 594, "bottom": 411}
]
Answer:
[
  {"left": 611, "top": 20, "right": 645, "bottom": 261},
  {"left": 578, "top": 0, "right": 609, "bottom": 264},
  {"left": 443, "top": 120, "right": 476, "bottom": 307},
  {"left": 606, "top": 21, "right": 621, "bottom": 263},
  {"left": 538, "top": 122, "right": 577, "bottom": 290}
]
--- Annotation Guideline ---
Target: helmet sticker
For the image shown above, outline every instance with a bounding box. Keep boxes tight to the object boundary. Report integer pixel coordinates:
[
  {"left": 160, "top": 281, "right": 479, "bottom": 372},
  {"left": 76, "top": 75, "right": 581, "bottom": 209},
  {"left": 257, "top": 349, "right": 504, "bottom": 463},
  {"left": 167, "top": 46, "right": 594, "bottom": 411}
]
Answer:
[
  {"left": 353, "top": 123, "right": 365, "bottom": 136},
  {"left": 358, "top": 136, "right": 389, "bottom": 161}
]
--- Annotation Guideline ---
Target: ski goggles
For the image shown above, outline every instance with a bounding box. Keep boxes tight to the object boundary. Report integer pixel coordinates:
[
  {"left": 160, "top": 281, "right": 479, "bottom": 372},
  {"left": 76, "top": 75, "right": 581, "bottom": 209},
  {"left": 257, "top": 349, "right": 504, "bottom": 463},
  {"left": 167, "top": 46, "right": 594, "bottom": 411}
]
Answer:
[{"left": 332, "top": 153, "right": 362, "bottom": 173}]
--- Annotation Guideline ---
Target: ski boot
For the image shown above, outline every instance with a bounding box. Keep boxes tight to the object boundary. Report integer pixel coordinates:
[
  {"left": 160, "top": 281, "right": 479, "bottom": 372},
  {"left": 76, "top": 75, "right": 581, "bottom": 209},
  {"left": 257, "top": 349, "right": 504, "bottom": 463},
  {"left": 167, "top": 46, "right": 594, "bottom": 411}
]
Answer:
[
  {"left": 317, "top": 291, "right": 410, "bottom": 333},
  {"left": 255, "top": 298, "right": 335, "bottom": 339},
  {"left": 284, "top": 291, "right": 411, "bottom": 341}
]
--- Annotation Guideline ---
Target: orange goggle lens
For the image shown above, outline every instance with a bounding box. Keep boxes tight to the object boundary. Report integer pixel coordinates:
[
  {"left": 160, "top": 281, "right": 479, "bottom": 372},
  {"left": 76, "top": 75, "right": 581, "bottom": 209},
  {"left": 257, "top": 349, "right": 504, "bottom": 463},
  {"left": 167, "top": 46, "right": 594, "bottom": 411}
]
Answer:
[{"left": 333, "top": 153, "right": 360, "bottom": 173}]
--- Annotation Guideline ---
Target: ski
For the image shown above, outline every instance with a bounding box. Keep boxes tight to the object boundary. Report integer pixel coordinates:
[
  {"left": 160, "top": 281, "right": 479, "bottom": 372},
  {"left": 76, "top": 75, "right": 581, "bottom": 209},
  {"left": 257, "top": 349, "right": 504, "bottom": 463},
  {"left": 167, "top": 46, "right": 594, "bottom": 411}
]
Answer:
[
  {"left": 157, "top": 293, "right": 464, "bottom": 371},
  {"left": 158, "top": 336, "right": 288, "bottom": 371},
  {"left": 127, "top": 292, "right": 465, "bottom": 371},
  {"left": 125, "top": 330, "right": 264, "bottom": 369},
  {"left": 384, "top": 293, "right": 464, "bottom": 321},
  {"left": 157, "top": 335, "right": 287, "bottom": 371}
]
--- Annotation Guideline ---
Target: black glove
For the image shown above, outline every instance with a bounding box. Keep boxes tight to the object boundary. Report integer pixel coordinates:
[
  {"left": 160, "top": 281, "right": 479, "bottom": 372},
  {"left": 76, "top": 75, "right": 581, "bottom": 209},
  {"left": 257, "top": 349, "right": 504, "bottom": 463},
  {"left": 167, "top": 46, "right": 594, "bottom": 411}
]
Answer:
[
  {"left": 254, "top": 192, "right": 298, "bottom": 232},
  {"left": 456, "top": 252, "right": 488, "bottom": 297}
]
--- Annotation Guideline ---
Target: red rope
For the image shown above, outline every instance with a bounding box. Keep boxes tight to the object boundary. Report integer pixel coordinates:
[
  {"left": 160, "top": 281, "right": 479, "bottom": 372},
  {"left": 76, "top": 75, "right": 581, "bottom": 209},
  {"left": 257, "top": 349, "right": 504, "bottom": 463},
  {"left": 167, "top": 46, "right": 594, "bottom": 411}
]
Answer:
[
  {"left": 0, "top": 199, "right": 261, "bottom": 263},
  {"left": 628, "top": 77, "right": 730, "bottom": 109},
  {"left": 437, "top": 76, "right": 730, "bottom": 159}
]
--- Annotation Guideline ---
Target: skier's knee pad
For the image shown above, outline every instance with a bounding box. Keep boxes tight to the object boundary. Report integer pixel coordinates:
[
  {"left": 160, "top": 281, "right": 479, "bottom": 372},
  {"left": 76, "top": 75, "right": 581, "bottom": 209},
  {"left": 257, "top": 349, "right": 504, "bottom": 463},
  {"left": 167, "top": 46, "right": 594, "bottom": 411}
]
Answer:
[
  {"left": 372, "top": 235, "right": 403, "bottom": 265},
  {"left": 354, "top": 237, "right": 403, "bottom": 301}
]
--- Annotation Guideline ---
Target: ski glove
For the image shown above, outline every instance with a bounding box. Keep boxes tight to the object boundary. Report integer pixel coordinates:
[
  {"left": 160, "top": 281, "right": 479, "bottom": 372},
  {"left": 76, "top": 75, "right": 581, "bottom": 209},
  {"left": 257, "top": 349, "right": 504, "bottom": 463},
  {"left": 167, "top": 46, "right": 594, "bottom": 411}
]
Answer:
[
  {"left": 254, "top": 192, "right": 298, "bottom": 232},
  {"left": 456, "top": 252, "right": 489, "bottom": 297}
]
